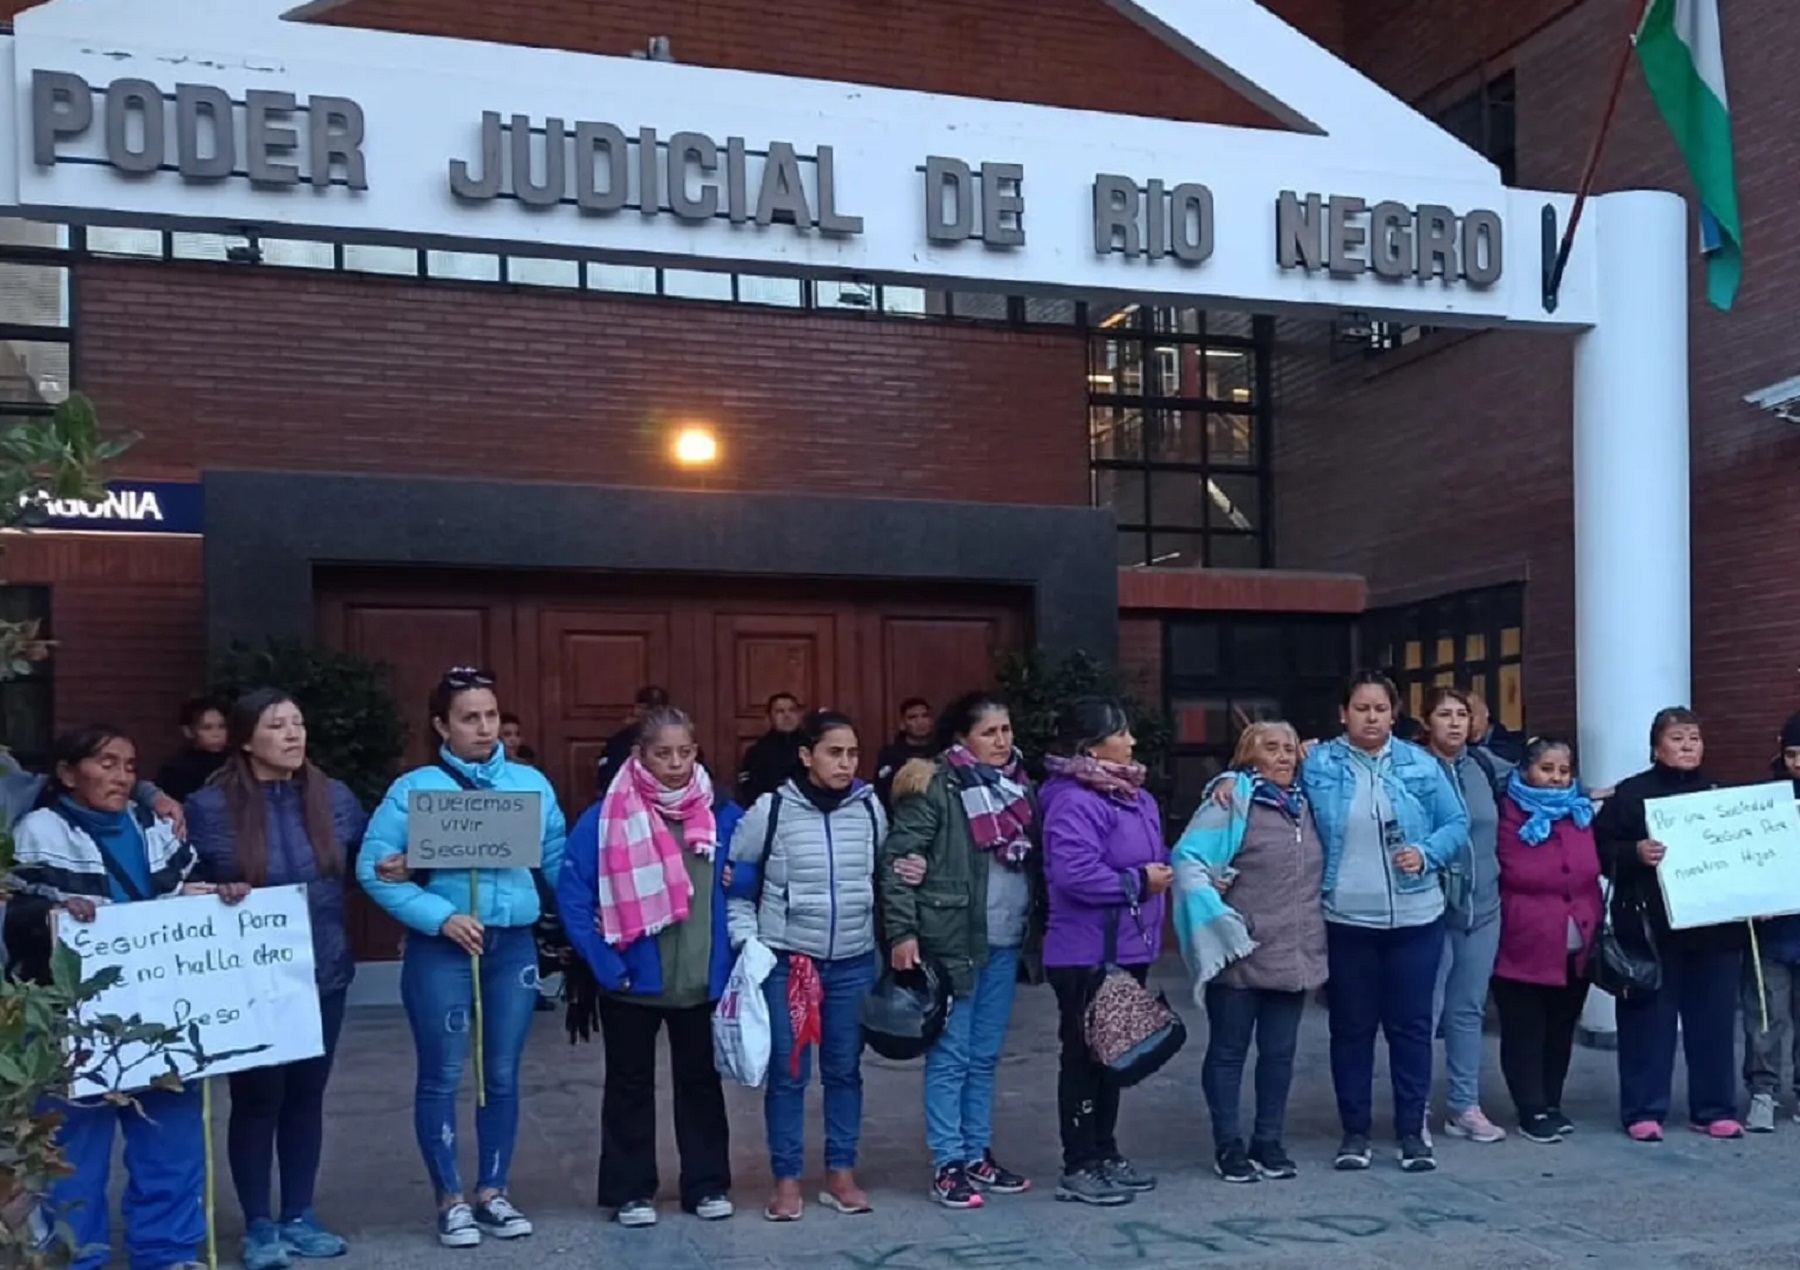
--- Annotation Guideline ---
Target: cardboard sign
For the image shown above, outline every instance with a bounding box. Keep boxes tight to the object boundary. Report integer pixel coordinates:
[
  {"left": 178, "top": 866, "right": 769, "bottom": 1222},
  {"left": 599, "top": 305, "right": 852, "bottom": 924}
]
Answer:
[
  {"left": 57, "top": 885, "right": 321, "bottom": 1097},
  {"left": 1649, "top": 782, "right": 1800, "bottom": 930},
  {"left": 405, "top": 789, "right": 542, "bottom": 869}
]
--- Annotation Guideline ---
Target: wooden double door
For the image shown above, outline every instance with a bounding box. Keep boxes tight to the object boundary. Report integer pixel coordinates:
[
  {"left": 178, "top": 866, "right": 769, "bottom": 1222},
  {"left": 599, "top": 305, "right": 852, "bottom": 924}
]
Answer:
[{"left": 317, "top": 569, "right": 1029, "bottom": 959}]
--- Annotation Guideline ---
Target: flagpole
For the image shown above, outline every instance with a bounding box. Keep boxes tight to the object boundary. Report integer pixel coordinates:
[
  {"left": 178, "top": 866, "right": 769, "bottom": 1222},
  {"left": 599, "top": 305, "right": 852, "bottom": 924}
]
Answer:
[{"left": 1544, "top": 0, "right": 1649, "bottom": 308}]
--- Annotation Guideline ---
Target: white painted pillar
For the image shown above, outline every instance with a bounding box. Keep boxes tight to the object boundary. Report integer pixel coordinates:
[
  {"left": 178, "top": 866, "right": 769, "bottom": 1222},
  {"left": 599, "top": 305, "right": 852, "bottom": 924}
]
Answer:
[{"left": 1572, "top": 189, "right": 1691, "bottom": 1039}]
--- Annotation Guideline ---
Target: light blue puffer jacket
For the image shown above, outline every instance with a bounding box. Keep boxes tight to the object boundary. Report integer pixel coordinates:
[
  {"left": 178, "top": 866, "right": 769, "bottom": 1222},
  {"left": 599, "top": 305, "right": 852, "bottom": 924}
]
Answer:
[{"left": 356, "top": 745, "right": 566, "bottom": 937}]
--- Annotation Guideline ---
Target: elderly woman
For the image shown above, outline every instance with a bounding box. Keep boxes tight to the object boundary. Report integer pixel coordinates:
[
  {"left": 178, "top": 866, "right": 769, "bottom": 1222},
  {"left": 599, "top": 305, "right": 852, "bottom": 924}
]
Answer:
[
  {"left": 1175, "top": 720, "right": 1326, "bottom": 1185},
  {"left": 1306, "top": 671, "right": 1467, "bottom": 1174},
  {"left": 1594, "top": 707, "right": 1743, "bottom": 1141},
  {"left": 1418, "top": 687, "right": 1509, "bottom": 1145}
]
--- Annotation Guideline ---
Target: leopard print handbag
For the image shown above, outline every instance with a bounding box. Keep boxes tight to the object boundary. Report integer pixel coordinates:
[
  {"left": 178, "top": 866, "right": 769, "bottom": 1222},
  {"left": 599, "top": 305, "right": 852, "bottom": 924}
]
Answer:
[{"left": 1082, "top": 905, "right": 1187, "bottom": 1088}]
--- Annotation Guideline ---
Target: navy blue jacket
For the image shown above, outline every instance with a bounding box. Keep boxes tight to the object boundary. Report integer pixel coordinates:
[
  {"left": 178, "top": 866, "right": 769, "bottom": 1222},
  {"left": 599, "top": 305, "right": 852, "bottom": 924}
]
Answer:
[
  {"left": 559, "top": 800, "right": 743, "bottom": 1002},
  {"left": 186, "top": 778, "right": 368, "bottom": 995}
]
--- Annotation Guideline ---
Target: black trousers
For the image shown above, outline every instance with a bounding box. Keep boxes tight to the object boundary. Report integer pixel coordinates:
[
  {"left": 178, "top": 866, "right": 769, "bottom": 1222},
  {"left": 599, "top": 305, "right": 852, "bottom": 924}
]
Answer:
[
  {"left": 596, "top": 997, "right": 731, "bottom": 1210},
  {"left": 1491, "top": 966, "right": 1589, "bottom": 1119},
  {"left": 1048, "top": 965, "right": 1145, "bottom": 1174}
]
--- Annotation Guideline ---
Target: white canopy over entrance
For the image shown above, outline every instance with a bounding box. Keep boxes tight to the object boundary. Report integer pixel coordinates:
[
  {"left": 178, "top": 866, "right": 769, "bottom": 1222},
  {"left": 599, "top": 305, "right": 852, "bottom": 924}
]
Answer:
[{"left": 0, "top": 0, "right": 1689, "bottom": 794}]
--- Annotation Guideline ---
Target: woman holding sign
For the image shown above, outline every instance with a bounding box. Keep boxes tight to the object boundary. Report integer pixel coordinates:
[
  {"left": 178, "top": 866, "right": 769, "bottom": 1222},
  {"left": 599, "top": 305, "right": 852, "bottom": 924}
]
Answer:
[
  {"left": 3, "top": 724, "right": 239, "bottom": 1270},
  {"left": 358, "top": 668, "right": 567, "bottom": 1249},
  {"left": 558, "top": 705, "right": 742, "bottom": 1227},
  {"left": 1593, "top": 707, "right": 1744, "bottom": 1141},
  {"left": 186, "top": 688, "right": 367, "bottom": 1269}
]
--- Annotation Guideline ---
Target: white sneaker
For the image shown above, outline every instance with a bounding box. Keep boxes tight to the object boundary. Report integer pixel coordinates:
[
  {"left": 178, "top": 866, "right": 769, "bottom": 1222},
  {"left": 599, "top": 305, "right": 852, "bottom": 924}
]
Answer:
[
  {"left": 1748, "top": 1092, "right": 1778, "bottom": 1133},
  {"left": 473, "top": 1194, "right": 533, "bottom": 1240},
  {"left": 1420, "top": 1122, "right": 1434, "bottom": 1149},
  {"left": 437, "top": 1202, "right": 481, "bottom": 1248},
  {"left": 694, "top": 1195, "right": 735, "bottom": 1221},
  {"left": 616, "top": 1199, "right": 658, "bottom": 1228}
]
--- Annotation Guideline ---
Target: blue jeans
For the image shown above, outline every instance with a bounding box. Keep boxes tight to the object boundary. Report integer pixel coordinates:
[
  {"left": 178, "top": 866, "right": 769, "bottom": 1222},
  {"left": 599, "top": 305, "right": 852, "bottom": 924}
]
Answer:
[
  {"left": 401, "top": 925, "right": 540, "bottom": 1198},
  {"left": 1201, "top": 985, "right": 1306, "bottom": 1149},
  {"left": 1433, "top": 914, "right": 1501, "bottom": 1114},
  {"left": 1326, "top": 919, "right": 1445, "bottom": 1139},
  {"left": 763, "top": 950, "right": 876, "bottom": 1180},
  {"left": 48, "top": 1083, "right": 206, "bottom": 1270},
  {"left": 924, "top": 946, "right": 1021, "bottom": 1169}
]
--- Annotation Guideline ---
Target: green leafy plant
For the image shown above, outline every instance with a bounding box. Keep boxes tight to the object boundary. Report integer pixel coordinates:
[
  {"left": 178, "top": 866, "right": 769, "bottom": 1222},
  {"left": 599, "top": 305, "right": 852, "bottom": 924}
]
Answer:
[
  {"left": 993, "top": 647, "right": 1171, "bottom": 786},
  {"left": 209, "top": 639, "right": 408, "bottom": 806},
  {"left": 0, "top": 945, "right": 261, "bottom": 1267}
]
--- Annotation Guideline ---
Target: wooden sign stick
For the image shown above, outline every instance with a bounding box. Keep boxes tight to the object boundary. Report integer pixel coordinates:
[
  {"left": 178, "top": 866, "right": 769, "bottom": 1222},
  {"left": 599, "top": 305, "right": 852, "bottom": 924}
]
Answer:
[{"left": 471, "top": 869, "right": 486, "bottom": 1109}]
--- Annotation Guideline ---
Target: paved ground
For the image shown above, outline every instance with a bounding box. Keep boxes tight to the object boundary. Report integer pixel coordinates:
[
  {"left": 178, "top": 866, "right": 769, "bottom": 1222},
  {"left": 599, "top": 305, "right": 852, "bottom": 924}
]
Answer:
[{"left": 193, "top": 961, "right": 1800, "bottom": 1268}]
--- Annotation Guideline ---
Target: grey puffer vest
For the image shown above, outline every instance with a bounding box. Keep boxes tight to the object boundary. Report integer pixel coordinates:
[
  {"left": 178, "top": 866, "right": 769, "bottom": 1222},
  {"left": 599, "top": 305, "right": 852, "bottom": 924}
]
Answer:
[{"left": 728, "top": 781, "right": 884, "bottom": 962}]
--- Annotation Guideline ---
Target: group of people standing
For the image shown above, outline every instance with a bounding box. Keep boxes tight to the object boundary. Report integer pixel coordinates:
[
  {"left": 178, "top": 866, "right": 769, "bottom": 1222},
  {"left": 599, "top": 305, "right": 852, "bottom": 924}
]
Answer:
[{"left": 5, "top": 661, "right": 1794, "bottom": 1269}]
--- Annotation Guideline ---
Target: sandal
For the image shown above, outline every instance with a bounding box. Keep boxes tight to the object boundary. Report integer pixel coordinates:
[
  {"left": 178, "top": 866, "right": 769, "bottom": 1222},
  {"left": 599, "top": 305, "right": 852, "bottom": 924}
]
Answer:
[
  {"left": 817, "top": 1190, "right": 872, "bottom": 1216},
  {"left": 762, "top": 1198, "right": 803, "bottom": 1223}
]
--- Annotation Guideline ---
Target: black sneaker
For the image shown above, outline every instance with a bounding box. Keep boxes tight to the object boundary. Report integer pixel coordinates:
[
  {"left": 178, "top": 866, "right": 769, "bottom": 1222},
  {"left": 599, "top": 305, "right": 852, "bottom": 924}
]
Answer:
[
  {"left": 1547, "top": 1109, "right": 1576, "bottom": 1137},
  {"left": 1100, "top": 1157, "right": 1156, "bottom": 1193},
  {"left": 1213, "top": 1140, "right": 1258, "bottom": 1184},
  {"left": 966, "top": 1151, "right": 1031, "bottom": 1195},
  {"left": 472, "top": 1194, "right": 533, "bottom": 1239},
  {"left": 932, "top": 1164, "right": 983, "bottom": 1210},
  {"left": 1397, "top": 1134, "right": 1437, "bottom": 1173},
  {"left": 1248, "top": 1140, "right": 1298, "bottom": 1180},
  {"left": 1054, "top": 1167, "right": 1132, "bottom": 1206},
  {"left": 1519, "top": 1113, "right": 1564, "bottom": 1144},
  {"left": 1333, "top": 1133, "right": 1372, "bottom": 1171}
]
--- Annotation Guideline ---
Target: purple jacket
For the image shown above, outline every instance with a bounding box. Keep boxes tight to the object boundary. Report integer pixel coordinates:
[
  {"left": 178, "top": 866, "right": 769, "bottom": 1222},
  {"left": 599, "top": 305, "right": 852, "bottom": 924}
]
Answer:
[{"left": 1040, "top": 775, "right": 1169, "bottom": 968}]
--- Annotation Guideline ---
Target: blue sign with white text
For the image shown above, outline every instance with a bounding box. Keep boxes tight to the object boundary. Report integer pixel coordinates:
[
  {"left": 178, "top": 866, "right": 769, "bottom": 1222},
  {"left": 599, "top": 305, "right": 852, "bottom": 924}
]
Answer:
[{"left": 29, "top": 481, "right": 203, "bottom": 535}]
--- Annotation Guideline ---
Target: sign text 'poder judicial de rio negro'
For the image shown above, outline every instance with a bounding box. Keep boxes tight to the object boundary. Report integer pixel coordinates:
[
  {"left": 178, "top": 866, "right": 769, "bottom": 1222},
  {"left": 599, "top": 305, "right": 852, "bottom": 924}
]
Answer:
[{"left": 30, "top": 71, "right": 1504, "bottom": 288}]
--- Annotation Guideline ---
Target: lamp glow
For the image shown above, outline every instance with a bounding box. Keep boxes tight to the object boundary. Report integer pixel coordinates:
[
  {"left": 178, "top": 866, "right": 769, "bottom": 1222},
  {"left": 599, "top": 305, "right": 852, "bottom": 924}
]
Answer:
[{"left": 672, "top": 426, "right": 719, "bottom": 467}]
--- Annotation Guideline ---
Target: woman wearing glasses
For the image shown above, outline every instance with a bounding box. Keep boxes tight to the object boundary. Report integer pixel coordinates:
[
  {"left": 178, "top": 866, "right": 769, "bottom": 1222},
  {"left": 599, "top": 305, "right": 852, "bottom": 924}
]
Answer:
[{"left": 359, "top": 668, "right": 568, "bottom": 1249}]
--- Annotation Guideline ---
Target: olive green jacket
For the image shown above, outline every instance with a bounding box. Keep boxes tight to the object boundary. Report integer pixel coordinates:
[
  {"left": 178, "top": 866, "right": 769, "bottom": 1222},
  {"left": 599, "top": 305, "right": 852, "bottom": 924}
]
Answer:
[{"left": 880, "top": 758, "right": 1046, "bottom": 997}]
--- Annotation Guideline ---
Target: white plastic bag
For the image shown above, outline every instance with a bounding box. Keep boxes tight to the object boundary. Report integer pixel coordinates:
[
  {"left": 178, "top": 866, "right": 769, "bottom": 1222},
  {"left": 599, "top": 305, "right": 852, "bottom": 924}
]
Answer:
[{"left": 713, "top": 937, "right": 777, "bottom": 1087}]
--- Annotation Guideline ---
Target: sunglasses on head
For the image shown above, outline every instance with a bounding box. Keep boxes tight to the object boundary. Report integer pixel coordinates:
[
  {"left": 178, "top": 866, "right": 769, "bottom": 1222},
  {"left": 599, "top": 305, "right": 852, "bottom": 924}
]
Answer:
[{"left": 442, "top": 667, "right": 495, "bottom": 690}]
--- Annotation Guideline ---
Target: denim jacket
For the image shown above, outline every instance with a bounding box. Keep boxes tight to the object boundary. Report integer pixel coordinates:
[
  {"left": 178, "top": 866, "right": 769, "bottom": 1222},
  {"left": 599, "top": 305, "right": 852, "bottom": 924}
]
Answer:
[{"left": 1301, "top": 738, "right": 1469, "bottom": 903}]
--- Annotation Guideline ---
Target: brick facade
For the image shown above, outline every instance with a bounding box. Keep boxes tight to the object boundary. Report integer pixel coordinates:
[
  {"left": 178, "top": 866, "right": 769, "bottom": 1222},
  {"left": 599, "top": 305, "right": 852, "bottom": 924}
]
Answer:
[
  {"left": 78, "top": 261, "right": 1088, "bottom": 506},
  {"left": 1277, "top": 0, "right": 1800, "bottom": 779}
]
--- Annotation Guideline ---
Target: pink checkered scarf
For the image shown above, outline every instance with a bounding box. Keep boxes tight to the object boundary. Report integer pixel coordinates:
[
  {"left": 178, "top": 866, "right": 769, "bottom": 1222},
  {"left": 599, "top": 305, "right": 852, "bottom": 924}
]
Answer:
[{"left": 595, "top": 758, "right": 718, "bottom": 949}]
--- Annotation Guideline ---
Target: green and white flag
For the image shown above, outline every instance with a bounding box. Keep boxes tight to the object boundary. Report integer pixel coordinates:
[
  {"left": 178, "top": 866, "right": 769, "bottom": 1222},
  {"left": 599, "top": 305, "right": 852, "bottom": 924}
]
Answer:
[{"left": 1635, "top": 0, "right": 1741, "bottom": 310}]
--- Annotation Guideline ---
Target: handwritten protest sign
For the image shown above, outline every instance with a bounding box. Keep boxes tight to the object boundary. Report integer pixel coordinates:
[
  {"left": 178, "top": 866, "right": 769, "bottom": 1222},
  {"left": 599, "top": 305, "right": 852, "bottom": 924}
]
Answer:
[
  {"left": 1649, "top": 782, "right": 1800, "bottom": 929},
  {"left": 406, "top": 789, "right": 542, "bottom": 869},
  {"left": 57, "top": 885, "right": 321, "bottom": 1097}
]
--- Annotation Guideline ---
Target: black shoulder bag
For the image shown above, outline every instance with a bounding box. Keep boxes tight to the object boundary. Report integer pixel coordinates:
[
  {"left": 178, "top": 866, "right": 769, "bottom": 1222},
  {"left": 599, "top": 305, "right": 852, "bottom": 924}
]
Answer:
[{"left": 1589, "top": 852, "right": 1661, "bottom": 1000}]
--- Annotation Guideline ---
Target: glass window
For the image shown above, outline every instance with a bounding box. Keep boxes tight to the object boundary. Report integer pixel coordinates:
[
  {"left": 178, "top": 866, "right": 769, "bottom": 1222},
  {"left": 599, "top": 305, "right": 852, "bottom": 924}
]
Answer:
[
  {"left": 1086, "top": 313, "right": 1272, "bottom": 568},
  {"left": 587, "top": 263, "right": 658, "bottom": 294},
  {"left": 737, "top": 275, "right": 803, "bottom": 307},
  {"left": 0, "top": 219, "right": 66, "bottom": 250},
  {"left": 661, "top": 269, "right": 734, "bottom": 301},
  {"left": 1116, "top": 530, "right": 1151, "bottom": 569},
  {"left": 816, "top": 280, "right": 876, "bottom": 311},
  {"left": 1167, "top": 623, "right": 1221, "bottom": 678},
  {"left": 0, "top": 341, "right": 70, "bottom": 406},
  {"left": 86, "top": 226, "right": 164, "bottom": 258},
  {"left": 1092, "top": 468, "right": 1146, "bottom": 525},
  {"left": 950, "top": 292, "right": 1008, "bottom": 321},
  {"left": 1363, "top": 584, "right": 1526, "bottom": 735},
  {"left": 0, "top": 585, "right": 52, "bottom": 769},
  {"left": 0, "top": 263, "right": 68, "bottom": 328},
  {"left": 342, "top": 243, "right": 419, "bottom": 276},
  {"left": 1207, "top": 412, "right": 1257, "bottom": 466},
  {"left": 427, "top": 251, "right": 501, "bottom": 282},
  {"left": 171, "top": 232, "right": 231, "bottom": 261},
  {"left": 1023, "top": 297, "right": 1078, "bottom": 325},
  {"left": 1148, "top": 531, "right": 1205, "bottom": 568},
  {"left": 1089, "top": 406, "right": 1143, "bottom": 462},
  {"left": 507, "top": 256, "right": 581, "bottom": 288},
  {"left": 259, "top": 239, "right": 336, "bottom": 270},
  {"left": 879, "top": 286, "right": 937, "bottom": 317}
]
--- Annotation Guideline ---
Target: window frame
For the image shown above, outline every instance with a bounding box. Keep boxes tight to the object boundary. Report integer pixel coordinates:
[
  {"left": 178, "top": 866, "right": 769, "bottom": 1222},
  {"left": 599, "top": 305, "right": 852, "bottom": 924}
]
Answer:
[{"left": 1361, "top": 583, "right": 1526, "bottom": 734}]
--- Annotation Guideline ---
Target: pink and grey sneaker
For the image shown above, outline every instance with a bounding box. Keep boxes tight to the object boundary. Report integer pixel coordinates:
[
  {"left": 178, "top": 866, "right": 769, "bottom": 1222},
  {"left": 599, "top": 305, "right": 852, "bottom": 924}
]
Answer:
[
  {"left": 932, "top": 1164, "right": 984, "bottom": 1210},
  {"left": 965, "top": 1152, "right": 1031, "bottom": 1195},
  {"left": 1626, "top": 1120, "right": 1664, "bottom": 1142},
  {"left": 1692, "top": 1118, "right": 1745, "bottom": 1139},
  {"left": 1444, "top": 1108, "right": 1508, "bottom": 1144}
]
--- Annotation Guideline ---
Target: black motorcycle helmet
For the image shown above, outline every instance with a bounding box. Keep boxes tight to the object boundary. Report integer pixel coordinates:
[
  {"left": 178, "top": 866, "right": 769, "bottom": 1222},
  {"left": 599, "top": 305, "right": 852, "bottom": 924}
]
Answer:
[{"left": 861, "top": 957, "right": 954, "bottom": 1060}]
